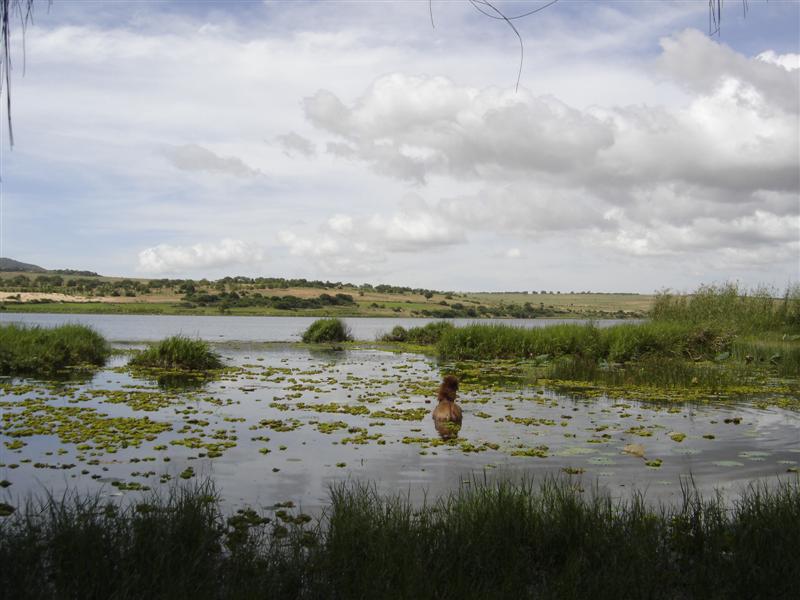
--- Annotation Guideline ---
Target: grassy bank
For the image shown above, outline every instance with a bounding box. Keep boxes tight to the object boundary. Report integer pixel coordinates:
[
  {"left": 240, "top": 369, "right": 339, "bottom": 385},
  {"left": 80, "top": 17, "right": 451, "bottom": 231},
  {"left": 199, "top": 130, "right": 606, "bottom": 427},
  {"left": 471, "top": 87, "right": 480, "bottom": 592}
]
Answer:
[
  {"left": 0, "top": 477, "right": 797, "bottom": 599},
  {"left": 0, "top": 323, "right": 109, "bottom": 375}
]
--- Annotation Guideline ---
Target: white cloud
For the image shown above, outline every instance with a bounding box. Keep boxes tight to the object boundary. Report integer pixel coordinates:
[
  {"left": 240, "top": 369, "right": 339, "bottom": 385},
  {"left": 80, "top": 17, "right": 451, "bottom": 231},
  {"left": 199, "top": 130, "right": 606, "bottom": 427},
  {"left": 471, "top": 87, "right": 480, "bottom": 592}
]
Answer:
[
  {"left": 327, "top": 214, "right": 354, "bottom": 234},
  {"left": 278, "top": 230, "right": 383, "bottom": 275},
  {"left": 162, "top": 144, "right": 260, "bottom": 177},
  {"left": 295, "top": 30, "right": 798, "bottom": 272},
  {"left": 137, "top": 239, "right": 265, "bottom": 273},
  {"left": 757, "top": 51, "right": 800, "bottom": 71},
  {"left": 275, "top": 132, "right": 316, "bottom": 157},
  {"left": 367, "top": 208, "right": 465, "bottom": 251}
]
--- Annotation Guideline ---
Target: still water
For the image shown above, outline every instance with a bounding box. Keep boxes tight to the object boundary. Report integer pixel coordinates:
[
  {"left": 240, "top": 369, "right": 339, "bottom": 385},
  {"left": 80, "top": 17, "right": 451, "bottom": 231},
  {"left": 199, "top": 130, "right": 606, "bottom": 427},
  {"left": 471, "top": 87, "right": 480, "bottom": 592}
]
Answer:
[
  {"left": 0, "top": 314, "right": 797, "bottom": 513},
  {"left": 0, "top": 313, "right": 637, "bottom": 342}
]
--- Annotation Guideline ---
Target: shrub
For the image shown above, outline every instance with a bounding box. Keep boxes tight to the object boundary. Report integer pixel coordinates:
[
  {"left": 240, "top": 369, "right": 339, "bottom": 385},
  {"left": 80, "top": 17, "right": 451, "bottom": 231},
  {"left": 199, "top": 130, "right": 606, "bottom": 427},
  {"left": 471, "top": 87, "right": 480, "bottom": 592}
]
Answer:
[
  {"left": 129, "top": 336, "right": 223, "bottom": 371},
  {"left": 301, "top": 318, "right": 352, "bottom": 343},
  {"left": 0, "top": 323, "right": 109, "bottom": 374}
]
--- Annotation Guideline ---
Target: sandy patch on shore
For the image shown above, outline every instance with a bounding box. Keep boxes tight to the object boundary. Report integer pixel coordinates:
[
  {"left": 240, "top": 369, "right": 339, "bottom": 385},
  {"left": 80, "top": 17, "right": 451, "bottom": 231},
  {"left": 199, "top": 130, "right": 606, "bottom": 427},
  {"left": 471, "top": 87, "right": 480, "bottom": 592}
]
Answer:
[{"left": 0, "top": 292, "right": 132, "bottom": 303}]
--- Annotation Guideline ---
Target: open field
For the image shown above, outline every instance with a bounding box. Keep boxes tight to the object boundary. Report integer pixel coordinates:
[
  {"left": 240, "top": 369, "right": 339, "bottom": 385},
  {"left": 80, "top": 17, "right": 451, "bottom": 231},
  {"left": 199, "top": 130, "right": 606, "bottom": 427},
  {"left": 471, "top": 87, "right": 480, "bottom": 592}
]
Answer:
[{"left": 0, "top": 270, "right": 653, "bottom": 318}]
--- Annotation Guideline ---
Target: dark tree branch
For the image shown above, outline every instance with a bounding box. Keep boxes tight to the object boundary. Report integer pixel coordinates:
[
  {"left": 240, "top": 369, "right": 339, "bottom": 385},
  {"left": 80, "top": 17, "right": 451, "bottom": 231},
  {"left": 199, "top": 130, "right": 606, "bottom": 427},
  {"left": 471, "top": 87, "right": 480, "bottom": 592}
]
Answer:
[{"left": 1, "top": 0, "right": 35, "bottom": 146}]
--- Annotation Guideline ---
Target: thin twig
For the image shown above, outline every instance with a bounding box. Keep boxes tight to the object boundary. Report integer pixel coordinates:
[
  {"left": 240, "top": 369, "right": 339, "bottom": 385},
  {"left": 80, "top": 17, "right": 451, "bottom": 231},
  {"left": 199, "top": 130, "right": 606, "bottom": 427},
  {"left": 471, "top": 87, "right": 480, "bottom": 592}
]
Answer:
[{"left": 468, "top": 0, "right": 525, "bottom": 92}]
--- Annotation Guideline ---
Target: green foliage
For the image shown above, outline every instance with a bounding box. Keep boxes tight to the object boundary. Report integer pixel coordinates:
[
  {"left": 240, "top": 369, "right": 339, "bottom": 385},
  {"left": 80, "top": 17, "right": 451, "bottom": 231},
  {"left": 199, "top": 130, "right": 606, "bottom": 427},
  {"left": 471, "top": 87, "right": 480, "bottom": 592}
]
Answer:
[
  {"left": 437, "top": 323, "right": 599, "bottom": 360},
  {"left": 547, "top": 355, "right": 741, "bottom": 389},
  {"left": 0, "top": 324, "right": 109, "bottom": 375},
  {"left": 301, "top": 318, "right": 353, "bottom": 343},
  {"left": 381, "top": 321, "right": 455, "bottom": 344},
  {"left": 0, "top": 477, "right": 797, "bottom": 599},
  {"left": 732, "top": 337, "right": 800, "bottom": 377},
  {"left": 436, "top": 322, "right": 730, "bottom": 362},
  {"left": 129, "top": 336, "right": 223, "bottom": 371},
  {"left": 651, "top": 282, "right": 800, "bottom": 333}
]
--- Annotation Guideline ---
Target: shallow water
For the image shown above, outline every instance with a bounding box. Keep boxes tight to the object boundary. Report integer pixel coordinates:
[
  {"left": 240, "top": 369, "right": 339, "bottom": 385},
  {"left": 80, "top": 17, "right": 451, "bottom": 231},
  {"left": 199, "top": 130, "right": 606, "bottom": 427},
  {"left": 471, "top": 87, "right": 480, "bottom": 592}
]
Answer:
[
  {"left": 1, "top": 342, "right": 798, "bottom": 512},
  {"left": 0, "top": 313, "right": 638, "bottom": 342}
]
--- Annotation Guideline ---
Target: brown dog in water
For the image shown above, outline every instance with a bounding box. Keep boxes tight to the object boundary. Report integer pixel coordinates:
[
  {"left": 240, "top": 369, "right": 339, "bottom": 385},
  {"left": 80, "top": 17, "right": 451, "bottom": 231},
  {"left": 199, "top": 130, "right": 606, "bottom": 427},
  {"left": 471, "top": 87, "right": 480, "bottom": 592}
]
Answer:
[{"left": 432, "top": 374, "right": 462, "bottom": 425}]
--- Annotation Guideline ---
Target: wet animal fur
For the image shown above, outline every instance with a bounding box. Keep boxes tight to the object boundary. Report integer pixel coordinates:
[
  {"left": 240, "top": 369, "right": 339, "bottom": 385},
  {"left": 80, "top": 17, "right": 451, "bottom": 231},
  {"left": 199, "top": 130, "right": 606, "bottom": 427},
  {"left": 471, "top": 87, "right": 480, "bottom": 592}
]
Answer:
[{"left": 432, "top": 375, "right": 462, "bottom": 423}]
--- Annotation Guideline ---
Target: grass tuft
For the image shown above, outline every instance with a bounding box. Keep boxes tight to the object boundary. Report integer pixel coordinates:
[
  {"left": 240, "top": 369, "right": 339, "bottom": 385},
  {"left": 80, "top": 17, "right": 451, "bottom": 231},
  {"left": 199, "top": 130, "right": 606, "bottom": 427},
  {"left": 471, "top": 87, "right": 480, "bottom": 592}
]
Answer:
[
  {"left": 0, "top": 323, "right": 109, "bottom": 375},
  {"left": 129, "top": 335, "right": 223, "bottom": 371},
  {"left": 301, "top": 318, "right": 353, "bottom": 343}
]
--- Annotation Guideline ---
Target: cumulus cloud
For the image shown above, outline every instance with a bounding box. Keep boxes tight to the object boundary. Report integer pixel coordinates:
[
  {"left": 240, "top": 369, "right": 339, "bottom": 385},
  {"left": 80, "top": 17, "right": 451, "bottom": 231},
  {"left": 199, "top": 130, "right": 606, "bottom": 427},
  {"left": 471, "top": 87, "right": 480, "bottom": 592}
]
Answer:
[
  {"left": 757, "top": 51, "right": 800, "bottom": 71},
  {"left": 304, "top": 75, "right": 614, "bottom": 183},
  {"left": 278, "top": 230, "right": 383, "bottom": 275},
  {"left": 298, "top": 30, "right": 798, "bottom": 269},
  {"left": 658, "top": 29, "right": 799, "bottom": 113},
  {"left": 162, "top": 144, "right": 261, "bottom": 177},
  {"left": 366, "top": 209, "right": 465, "bottom": 251},
  {"left": 275, "top": 132, "right": 316, "bottom": 157},
  {"left": 277, "top": 202, "right": 465, "bottom": 273},
  {"left": 137, "top": 239, "right": 265, "bottom": 273}
]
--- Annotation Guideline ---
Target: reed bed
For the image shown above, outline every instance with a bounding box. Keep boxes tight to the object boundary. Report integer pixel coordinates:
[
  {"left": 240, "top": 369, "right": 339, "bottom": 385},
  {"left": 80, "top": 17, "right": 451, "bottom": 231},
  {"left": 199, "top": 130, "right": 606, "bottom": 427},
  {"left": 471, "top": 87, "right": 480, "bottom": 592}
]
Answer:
[
  {"left": 547, "top": 355, "right": 743, "bottom": 389},
  {"left": 0, "top": 323, "right": 109, "bottom": 375},
  {"left": 436, "top": 322, "right": 730, "bottom": 362},
  {"left": 0, "top": 477, "right": 797, "bottom": 599},
  {"left": 651, "top": 283, "right": 800, "bottom": 332}
]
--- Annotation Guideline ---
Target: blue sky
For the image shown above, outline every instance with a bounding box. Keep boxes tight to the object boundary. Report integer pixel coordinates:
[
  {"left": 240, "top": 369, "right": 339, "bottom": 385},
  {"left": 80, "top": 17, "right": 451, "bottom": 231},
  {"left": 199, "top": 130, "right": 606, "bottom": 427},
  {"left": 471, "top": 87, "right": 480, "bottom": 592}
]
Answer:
[{"left": 2, "top": 0, "right": 798, "bottom": 292}]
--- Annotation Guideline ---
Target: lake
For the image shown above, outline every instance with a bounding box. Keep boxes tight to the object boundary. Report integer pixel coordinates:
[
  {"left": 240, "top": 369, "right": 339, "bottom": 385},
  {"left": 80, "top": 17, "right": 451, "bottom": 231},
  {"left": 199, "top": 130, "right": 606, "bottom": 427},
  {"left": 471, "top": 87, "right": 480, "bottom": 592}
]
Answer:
[
  {"left": 0, "top": 313, "right": 638, "bottom": 342},
  {"left": 1, "top": 314, "right": 797, "bottom": 513}
]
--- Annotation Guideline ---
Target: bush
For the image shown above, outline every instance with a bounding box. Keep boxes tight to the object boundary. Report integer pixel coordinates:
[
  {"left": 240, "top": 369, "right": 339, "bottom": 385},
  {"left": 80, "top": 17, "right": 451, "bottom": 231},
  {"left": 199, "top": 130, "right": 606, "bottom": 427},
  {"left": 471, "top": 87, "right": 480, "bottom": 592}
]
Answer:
[
  {"left": 129, "top": 336, "right": 223, "bottom": 371},
  {"left": 301, "top": 318, "right": 352, "bottom": 343},
  {"left": 0, "top": 324, "right": 109, "bottom": 374}
]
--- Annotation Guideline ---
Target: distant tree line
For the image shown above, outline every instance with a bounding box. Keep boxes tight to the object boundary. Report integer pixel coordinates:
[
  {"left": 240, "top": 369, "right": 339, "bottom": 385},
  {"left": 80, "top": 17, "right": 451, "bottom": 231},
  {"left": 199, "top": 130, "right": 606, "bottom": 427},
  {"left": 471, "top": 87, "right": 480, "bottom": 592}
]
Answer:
[{"left": 180, "top": 290, "right": 356, "bottom": 311}]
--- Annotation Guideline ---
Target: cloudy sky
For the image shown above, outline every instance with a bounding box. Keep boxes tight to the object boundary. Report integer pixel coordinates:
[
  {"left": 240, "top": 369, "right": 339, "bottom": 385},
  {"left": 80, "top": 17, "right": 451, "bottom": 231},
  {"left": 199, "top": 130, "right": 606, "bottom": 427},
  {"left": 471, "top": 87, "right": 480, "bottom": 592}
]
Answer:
[{"left": 2, "top": 0, "right": 798, "bottom": 292}]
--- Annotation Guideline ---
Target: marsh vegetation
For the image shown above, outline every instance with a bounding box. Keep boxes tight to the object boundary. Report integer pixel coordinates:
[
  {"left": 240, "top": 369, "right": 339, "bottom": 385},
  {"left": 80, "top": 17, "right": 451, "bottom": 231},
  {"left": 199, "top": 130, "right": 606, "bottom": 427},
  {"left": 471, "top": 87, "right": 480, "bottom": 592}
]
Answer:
[
  {"left": 0, "top": 477, "right": 797, "bottom": 599},
  {"left": 0, "top": 323, "right": 109, "bottom": 375},
  {"left": 301, "top": 318, "right": 353, "bottom": 343},
  {"left": 129, "top": 335, "right": 223, "bottom": 371}
]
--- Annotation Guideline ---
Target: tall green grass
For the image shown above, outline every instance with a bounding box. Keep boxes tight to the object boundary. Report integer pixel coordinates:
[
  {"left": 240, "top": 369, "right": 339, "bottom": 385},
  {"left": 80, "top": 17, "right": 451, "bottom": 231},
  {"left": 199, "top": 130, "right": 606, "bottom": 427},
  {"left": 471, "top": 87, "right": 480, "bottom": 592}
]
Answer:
[
  {"left": 732, "top": 337, "right": 800, "bottom": 377},
  {"left": 437, "top": 322, "right": 731, "bottom": 362},
  {"left": 0, "top": 323, "right": 109, "bottom": 375},
  {"left": 301, "top": 318, "right": 352, "bottom": 343},
  {"left": 651, "top": 282, "right": 800, "bottom": 332},
  {"left": 381, "top": 321, "right": 455, "bottom": 344},
  {"left": 547, "top": 355, "right": 741, "bottom": 389},
  {"left": 0, "top": 477, "right": 797, "bottom": 599},
  {"left": 129, "top": 335, "right": 223, "bottom": 371}
]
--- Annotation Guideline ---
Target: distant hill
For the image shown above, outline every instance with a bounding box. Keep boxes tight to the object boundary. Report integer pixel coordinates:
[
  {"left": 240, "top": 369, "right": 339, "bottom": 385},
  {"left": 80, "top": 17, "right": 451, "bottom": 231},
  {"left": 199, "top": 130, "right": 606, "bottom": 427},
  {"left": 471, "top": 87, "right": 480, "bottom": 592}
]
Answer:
[{"left": 0, "top": 257, "right": 46, "bottom": 272}]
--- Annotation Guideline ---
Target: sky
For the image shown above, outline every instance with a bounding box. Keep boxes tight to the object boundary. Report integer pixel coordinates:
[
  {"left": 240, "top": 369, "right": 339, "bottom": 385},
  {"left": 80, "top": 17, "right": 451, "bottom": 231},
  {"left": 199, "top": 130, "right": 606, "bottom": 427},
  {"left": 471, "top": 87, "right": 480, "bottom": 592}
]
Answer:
[{"left": 1, "top": 0, "right": 798, "bottom": 293}]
